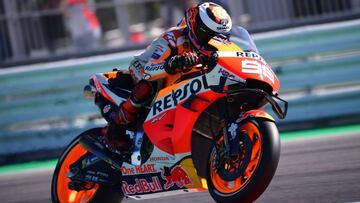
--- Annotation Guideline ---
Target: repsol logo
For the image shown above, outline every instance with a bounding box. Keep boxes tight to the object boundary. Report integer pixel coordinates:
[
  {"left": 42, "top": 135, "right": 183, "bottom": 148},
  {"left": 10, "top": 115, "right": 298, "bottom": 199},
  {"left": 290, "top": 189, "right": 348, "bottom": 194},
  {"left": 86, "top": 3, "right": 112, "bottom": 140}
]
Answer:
[
  {"left": 145, "top": 64, "right": 164, "bottom": 72},
  {"left": 152, "top": 78, "right": 204, "bottom": 116},
  {"left": 236, "top": 51, "right": 265, "bottom": 62}
]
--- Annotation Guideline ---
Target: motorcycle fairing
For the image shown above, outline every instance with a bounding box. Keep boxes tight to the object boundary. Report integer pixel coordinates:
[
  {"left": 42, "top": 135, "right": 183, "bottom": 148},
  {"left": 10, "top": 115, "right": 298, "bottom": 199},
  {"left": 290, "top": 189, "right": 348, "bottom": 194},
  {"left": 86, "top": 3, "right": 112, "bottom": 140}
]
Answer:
[
  {"left": 92, "top": 73, "right": 129, "bottom": 105},
  {"left": 208, "top": 37, "right": 280, "bottom": 93},
  {"left": 217, "top": 51, "right": 280, "bottom": 93},
  {"left": 120, "top": 155, "right": 205, "bottom": 199},
  {"left": 237, "top": 109, "right": 275, "bottom": 123},
  {"left": 142, "top": 47, "right": 279, "bottom": 156},
  {"left": 143, "top": 74, "right": 226, "bottom": 155}
]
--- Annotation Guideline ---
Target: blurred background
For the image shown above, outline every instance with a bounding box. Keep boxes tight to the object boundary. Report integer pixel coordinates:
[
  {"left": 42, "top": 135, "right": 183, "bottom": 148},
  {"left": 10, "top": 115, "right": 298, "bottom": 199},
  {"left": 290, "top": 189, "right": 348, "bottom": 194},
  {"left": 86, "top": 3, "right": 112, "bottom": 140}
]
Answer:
[
  {"left": 1, "top": 0, "right": 360, "bottom": 65},
  {"left": 0, "top": 0, "right": 360, "bottom": 164}
]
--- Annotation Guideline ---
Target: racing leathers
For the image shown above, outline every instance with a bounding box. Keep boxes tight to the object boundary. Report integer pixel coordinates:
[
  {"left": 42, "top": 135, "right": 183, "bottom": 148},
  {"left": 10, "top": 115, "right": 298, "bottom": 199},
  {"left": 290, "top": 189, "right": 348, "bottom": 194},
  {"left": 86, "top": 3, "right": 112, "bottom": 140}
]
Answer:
[{"left": 99, "top": 25, "right": 205, "bottom": 150}]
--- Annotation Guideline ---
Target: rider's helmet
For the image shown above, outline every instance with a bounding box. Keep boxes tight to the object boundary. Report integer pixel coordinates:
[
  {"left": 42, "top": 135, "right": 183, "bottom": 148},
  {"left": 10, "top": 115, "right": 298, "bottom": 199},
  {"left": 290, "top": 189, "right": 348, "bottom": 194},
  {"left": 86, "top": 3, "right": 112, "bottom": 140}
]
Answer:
[{"left": 185, "top": 2, "right": 232, "bottom": 50}]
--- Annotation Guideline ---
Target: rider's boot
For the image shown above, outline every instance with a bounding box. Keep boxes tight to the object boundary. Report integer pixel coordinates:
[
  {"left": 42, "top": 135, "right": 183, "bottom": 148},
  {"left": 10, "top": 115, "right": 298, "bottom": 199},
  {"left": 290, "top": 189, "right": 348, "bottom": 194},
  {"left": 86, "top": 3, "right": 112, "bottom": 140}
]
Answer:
[{"left": 103, "top": 80, "right": 153, "bottom": 151}]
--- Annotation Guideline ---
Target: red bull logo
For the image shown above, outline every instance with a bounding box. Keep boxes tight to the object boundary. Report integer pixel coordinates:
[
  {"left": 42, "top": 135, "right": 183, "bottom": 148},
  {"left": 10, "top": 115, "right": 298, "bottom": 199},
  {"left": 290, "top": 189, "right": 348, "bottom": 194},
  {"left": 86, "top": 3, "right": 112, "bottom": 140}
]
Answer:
[
  {"left": 121, "top": 177, "right": 163, "bottom": 194},
  {"left": 161, "top": 166, "right": 193, "bottom": 190}
]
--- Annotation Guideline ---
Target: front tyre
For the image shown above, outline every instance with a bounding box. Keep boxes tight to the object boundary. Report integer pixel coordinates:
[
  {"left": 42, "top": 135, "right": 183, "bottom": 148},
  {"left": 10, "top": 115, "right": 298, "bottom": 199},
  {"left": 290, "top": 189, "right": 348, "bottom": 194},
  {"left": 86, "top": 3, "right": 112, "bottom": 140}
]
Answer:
[
  {"left": 51, "top": 128, "right": 124, "bottom": 203},
  {"left": 206, "top": 119, "right": 280, "bottom": 203}
]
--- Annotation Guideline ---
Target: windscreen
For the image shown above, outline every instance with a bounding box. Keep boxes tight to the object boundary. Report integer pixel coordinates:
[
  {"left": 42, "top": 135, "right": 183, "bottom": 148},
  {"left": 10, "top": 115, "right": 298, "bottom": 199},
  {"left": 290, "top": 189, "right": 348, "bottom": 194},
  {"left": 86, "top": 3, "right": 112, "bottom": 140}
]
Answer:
[{"left": 230, "top": 26, "right": 259, "bottom": 54}]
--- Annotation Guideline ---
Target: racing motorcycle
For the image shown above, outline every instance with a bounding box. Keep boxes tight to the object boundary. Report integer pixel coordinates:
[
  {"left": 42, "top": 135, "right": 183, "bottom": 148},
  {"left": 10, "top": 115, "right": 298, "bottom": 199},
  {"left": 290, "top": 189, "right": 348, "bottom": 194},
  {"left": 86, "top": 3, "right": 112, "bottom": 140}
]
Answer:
[{"left": 51, "top": 27, "right": 287, "bottom": 203}]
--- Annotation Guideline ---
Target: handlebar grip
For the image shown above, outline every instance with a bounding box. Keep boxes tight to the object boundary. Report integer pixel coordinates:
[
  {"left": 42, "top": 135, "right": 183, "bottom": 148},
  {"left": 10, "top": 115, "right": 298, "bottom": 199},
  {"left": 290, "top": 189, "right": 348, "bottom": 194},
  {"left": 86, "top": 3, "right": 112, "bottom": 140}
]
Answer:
[{"left": 198, "top": 52, "right": 218, "bottom": 67}]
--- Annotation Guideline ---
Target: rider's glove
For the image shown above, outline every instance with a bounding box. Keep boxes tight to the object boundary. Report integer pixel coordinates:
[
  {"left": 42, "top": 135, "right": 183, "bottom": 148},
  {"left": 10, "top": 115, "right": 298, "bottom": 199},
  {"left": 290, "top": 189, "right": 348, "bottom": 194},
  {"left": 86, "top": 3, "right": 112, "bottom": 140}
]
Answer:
[
  {"left": 165, "top": 52, "right": 199, "bottom": 74},
  {"left": 203, "top": 52, "right": 218, "bottom": 72}
]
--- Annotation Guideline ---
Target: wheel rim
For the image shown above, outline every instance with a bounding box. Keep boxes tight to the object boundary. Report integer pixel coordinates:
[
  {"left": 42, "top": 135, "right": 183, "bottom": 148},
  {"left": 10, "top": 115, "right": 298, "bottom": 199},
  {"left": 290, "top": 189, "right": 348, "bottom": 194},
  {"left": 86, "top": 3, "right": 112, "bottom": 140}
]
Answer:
[
  {"left": 57, "top": 143, "right": 99, "bottom": 203},
  {"left": 210, "top": 122, "right": 262, "bottom": 194}
]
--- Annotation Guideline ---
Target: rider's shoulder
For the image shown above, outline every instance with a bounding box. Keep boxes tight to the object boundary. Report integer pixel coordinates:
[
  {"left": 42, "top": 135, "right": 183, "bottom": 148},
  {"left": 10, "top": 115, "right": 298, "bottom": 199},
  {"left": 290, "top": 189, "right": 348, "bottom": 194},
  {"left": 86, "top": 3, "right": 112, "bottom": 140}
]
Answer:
[
  {"left": 160, "top": 26, "right": 187, "bottom": 48},
  {"left": 161, "top": 26, "right": 186, "bottom": 38}
]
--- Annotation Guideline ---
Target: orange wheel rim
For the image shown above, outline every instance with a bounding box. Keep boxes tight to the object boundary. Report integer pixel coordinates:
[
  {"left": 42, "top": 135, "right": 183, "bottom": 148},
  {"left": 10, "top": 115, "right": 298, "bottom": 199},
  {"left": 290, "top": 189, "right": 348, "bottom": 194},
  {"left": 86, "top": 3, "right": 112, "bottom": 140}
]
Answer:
[
  {"left": 210, "top": 122, "right": 262, "bottom": 194},
  {"left": 57, "top": 143, "right": 99, "bottom": 203}
]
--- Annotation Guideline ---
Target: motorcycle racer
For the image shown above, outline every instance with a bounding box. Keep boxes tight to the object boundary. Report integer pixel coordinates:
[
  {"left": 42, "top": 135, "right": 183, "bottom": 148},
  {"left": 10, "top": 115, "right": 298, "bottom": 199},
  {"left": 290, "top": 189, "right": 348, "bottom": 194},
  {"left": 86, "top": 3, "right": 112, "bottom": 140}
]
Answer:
[{"left": 96, "top": 2, "right": 233, "bottom": 151}]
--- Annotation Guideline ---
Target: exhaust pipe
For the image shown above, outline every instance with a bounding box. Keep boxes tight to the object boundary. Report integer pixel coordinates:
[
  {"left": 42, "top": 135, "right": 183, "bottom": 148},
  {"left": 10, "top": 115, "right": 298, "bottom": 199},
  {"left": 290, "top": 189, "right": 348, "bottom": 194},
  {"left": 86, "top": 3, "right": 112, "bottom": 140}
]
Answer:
[{"left": 79, "top": 134, "right": 123, "bottom": 170}]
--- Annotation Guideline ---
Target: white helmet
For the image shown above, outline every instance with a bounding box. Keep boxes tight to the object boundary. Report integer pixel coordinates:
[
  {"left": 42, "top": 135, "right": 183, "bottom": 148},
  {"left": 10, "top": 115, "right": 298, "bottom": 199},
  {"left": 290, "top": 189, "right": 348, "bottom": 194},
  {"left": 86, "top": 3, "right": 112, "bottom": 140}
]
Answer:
[{"left": 185, "top": 2, "right": 232, "bottom": 49}]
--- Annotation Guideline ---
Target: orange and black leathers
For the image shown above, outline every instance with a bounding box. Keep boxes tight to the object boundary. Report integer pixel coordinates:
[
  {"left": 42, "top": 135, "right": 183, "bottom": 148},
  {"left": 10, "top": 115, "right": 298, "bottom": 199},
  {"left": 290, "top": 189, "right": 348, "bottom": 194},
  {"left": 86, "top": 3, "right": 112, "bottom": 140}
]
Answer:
[
  {"left": 128, "top": 24, "right": 201, "bottom": 87},
  {"left": 102, "top": 25, "right": 202, "bottom": 149},
  {"left": 119, "top": 25, "right": 202, "bottom": 123}
]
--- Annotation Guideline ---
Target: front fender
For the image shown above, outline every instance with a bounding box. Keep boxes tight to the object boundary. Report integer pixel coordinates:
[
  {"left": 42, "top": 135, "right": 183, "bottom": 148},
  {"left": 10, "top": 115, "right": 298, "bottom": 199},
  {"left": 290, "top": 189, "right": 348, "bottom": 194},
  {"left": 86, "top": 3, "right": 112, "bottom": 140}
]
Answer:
[{"left": 238, "top": 110, "right": 275, "bottom": 122}]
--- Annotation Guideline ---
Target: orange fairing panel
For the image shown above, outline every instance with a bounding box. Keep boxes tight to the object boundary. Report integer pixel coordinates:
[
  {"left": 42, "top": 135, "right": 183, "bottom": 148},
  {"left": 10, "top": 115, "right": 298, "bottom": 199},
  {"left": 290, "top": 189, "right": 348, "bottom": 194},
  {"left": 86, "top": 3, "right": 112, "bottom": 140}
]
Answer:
[
  {"left": 92, "top": 75, "right": 117, "bottom": 105},
  {"left": 92, "top": 73, "right": 128, "bottom": 106},
  {"left": 208, "top": 38, "right": 242, "bottom": 52},
  {"left": 217, "top": 53, "right": 280, "bottom": 92},
  {"left": 143, "top": 90, "right": 224, "bottom": 155},
  {"left": 239, "top": 110, "right": 275, "bottom": 122}
]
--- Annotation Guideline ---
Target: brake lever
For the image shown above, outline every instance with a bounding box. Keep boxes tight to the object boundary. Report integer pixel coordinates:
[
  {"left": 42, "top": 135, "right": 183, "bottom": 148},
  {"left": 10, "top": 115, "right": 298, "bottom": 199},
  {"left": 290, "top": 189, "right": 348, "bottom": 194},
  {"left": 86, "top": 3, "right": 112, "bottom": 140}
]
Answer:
[{"left": 197, "top": 52, "right": 218, "bottom": 72}]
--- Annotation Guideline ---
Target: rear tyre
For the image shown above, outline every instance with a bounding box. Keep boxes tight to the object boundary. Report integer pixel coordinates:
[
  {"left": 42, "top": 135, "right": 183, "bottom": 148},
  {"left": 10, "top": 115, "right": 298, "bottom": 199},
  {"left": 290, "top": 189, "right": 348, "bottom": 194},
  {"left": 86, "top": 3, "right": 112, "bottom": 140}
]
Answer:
[
  {"left": 206, "top": 119, "right": 280, "bottom": 203},
  {"left": 51, "top": 128, "right": 124, "bottom": 203}
]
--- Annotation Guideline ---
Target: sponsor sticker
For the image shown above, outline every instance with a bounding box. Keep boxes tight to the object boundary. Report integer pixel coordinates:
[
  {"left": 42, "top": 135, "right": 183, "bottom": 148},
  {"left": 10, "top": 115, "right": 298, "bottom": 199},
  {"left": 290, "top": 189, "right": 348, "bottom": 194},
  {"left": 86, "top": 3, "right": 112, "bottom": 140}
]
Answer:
[
  {"left": 121, "top": 177, "right": 163, "bottom": 194},
  {"left": 102, "top": 104, "right": 111, "bottom": 114},
  {"left": 144, "top": 63, "right": 164, "bottom": 72},
  {"left": 152, "top": 78, "right": 206, "bottom": 116},
  {"left": 150, "top": 112, "right": 168, "bottom": 124},
  {"left": 151, "top": 52, "right": 161, "bottom": 60},
  {"left": 228, "top": 123, "right": 238, "bottom": 140},
  {"left": 155, "top": 44, "right": 166, "bottom": 52},
  {"left": 132, "top": 59, "right": 142, "bottom": 71},
  {"left": 236, "top": 51, "right": 264, "bottom": 62},
  {"left": 121, "top": 164, "right": 156, "bottom": 175},
  {"left": 161, "top": 166, "right": 193, "bottom": 190},
  {"left": 217, "top": 25, "right": 230, "bottom": 31},
  {"left": 218, "top": 68, "right": 236, "bottom": 79},
  {"left": 149, "top": 156, "right": 170, "bottom": 162}
]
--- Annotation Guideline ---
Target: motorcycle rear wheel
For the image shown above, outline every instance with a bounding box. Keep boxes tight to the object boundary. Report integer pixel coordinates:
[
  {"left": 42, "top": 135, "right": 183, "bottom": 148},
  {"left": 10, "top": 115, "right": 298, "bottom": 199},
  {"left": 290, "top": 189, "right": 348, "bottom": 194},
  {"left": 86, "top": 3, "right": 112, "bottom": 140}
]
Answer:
[
  {"left": 51, "top": 128, "right": 124, "bottom": 203},
  {"left": 206, "top": 118, "right": 280, "bottom": 203}
]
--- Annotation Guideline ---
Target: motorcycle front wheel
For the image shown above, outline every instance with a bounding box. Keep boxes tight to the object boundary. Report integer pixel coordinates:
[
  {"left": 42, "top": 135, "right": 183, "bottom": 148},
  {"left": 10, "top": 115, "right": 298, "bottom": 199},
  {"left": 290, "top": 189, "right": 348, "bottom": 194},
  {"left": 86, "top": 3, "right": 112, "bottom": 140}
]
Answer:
[
  {"left": 206, "top": 118, "right": 280, "bottom": 203},
  {"left": 51, "top": 128, "right": 124, "bottom": 203}
]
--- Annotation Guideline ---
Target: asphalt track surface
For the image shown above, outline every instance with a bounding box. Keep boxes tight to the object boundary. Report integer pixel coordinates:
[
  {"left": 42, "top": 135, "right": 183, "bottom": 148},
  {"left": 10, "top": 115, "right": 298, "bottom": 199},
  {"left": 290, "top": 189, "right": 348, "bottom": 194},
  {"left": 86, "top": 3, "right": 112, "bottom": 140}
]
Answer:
[{"left": 1, "top": 133, "right": 360, "bottom": 203}]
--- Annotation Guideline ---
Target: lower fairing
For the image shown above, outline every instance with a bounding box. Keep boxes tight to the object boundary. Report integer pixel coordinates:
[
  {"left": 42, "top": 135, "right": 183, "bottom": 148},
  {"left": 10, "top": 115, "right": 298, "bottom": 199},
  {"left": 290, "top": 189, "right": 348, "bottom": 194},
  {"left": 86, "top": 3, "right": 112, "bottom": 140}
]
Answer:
[{"left": 120, "top": 150, "right": 206, "bottom": 198}]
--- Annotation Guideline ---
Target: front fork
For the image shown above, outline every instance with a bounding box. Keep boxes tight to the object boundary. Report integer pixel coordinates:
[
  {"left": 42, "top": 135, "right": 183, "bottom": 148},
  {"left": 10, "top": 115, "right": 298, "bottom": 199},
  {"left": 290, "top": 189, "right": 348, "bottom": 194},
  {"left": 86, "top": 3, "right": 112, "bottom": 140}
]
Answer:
[
  {"left": 221, "top": 106, "right": 275, "bottom": 159},
  {"left": 222, "top": 121, "right": 241, "bottom": 157},
  {"left": 214, "top": 111, "right": 263, "bottom": 181},
  {"left": 214, "top": 119, "right": 247, "bottom": 180},
  {"left": 218, "top": 96, "right": 243, "bottom": 159},
  {"left": 215, "top": 107, "right": 274, "bottom": 176}
]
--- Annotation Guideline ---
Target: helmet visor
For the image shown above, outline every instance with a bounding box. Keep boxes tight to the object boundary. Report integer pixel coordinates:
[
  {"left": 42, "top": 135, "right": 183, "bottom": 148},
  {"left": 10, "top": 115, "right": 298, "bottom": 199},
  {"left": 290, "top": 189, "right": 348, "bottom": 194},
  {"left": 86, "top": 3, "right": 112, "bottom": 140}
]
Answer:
[
  {"left": 193, "top": 23, "right": 215, "bottom": 45},
  {"left": 187, "top": 22, "right": 214, "bottom": 49},
  {"left": 192, "top": 15, "right": 229, "bottom": 45}
]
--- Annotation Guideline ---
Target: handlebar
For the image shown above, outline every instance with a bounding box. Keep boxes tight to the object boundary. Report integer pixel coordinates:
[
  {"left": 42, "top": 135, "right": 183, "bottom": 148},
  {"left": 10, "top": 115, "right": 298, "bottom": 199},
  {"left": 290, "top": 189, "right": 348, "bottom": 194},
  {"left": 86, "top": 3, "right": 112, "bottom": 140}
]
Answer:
[{"left": 191, "top": 52, "right": 218, "bottom": 72}]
